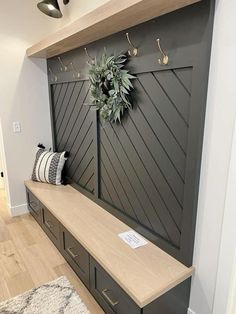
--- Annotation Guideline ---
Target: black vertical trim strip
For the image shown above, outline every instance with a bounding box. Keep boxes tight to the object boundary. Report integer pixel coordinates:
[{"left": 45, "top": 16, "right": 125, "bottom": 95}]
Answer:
[{"left": 94, "top": 110, "right": 99, "bottom": 198}]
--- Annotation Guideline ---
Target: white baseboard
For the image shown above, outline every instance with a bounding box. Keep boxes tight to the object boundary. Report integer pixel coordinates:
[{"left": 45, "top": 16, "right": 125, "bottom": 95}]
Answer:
[
  {"left": 10, "top": 203, "right": 29, "bottom": 216},
  {"left": 188, "top": 308, "right": 196, "bottom": 314}
]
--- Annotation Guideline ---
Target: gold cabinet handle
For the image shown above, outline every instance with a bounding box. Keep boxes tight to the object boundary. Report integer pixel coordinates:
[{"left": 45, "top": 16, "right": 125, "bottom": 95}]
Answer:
[
  {"left": 67, "top": 247, "right": 79, "bottom": 259},
  {"left": 102, "top": 289, "right": 118, "bottom": 307},
  {"left": 45, "top": 220, "right": 53, "bottom": 229},
  {"left": 29, "top": 201, "right": 37, "bottom": 208}
]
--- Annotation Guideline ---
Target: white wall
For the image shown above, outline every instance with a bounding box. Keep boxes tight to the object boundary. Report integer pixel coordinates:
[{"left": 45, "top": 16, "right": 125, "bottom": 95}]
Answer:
[
  {"left": 0, "top": 121, "right": 8, "bottom": 194},
  {"left": 0, "top": 1, "right": 111, "bottom": 216},
  {"left": 212, "top": 118, "right": 236, "bottom": 314},
  {"left": 56, "top": 0, "right": 110, "bottom": 27},
  {"left": 0, "top": 138, "right": 5, "bottom": 190},
  {"left": 189, "top": 0, "right": 236, "bottom": 313},
  {"left": 0, "top": 0, "right": 57, "bottom": 215}
]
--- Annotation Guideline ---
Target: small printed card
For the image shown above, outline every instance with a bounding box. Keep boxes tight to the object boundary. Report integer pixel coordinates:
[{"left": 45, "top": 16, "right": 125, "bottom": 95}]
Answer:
[{"left": 118, "top": 230, "right": 148, "bottom": 249}]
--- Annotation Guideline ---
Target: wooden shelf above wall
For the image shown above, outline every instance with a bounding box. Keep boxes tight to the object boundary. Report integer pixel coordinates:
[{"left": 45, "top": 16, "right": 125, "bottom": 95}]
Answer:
[{"left": 27, "top": 0, "right": 200, "bottom": 58}]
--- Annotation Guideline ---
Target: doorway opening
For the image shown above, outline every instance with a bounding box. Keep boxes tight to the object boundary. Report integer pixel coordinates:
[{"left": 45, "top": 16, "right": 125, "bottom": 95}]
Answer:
[{"left": 0, "top": 118, "right": 10, "bottom": 213}]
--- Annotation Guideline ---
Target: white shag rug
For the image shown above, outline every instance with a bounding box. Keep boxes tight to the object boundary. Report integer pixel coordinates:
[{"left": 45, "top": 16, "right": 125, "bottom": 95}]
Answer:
[{"left": 0, "top": 276, "right": 90, "bottom": 314}]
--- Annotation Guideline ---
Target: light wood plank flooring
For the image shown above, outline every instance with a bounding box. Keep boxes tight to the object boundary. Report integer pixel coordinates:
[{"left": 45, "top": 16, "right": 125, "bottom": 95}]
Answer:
[{"left": 0, "top": 189, "right": 104, "bottom": 313}]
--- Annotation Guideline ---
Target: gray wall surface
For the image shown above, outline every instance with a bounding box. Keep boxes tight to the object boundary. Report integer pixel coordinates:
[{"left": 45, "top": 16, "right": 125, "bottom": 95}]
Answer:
[{"left": 48, "top": 0, "right": 215, "bottom": 266}]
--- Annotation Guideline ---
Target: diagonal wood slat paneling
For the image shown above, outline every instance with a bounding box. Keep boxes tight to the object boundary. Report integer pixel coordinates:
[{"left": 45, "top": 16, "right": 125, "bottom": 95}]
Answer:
[
  {"left": 100, "top": 68, "right": 192, "bottom": 249},
  {"left": 51, "top": 67, "right": 192, "bottom": 250},
  {"left": 51, "top": 81, "right": 95, "bottom": 194},
  {"left": 48, "top": 0, "right": 215, "bottom": 266}
]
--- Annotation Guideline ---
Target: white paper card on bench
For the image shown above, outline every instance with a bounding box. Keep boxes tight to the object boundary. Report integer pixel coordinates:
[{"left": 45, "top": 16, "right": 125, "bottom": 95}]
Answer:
[{"left": 118, "top": 230, "right": 148, "bottom": 249}]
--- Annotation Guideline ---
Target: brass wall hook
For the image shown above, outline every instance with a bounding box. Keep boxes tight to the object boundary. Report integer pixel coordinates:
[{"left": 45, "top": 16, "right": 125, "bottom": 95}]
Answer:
[
  {"left": 70, "top": 62, "right": 80, "bottom": 79},
  {"left": 58, "top": 56, "right": 68, "bottom": 71},
  {"left": 156, "top": 38, "right": 169, "bottom": 65},
  {"left": 49, "top": 67, "right": 57, "bottom": 82},
  {"left": 126, "top": 32, "right": 138, "bottom": 57},
  {"left": 84, "top": 48, "right": 95, "bottom": 64}
]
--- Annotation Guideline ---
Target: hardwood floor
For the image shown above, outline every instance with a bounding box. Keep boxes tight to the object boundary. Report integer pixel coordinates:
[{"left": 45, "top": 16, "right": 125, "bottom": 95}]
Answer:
[{"left": 0, "top": 189, "right": 104, "bottom": 313}]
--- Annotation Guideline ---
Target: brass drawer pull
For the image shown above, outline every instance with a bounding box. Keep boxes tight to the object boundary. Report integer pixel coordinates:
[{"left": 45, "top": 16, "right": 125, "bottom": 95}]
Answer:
[
  {"left": 45, "top": 220, "right": 54, "bottom": 229},
  {"left": 67, "top": 247, "right": 79, "bottom": 259},
  {"left": 29, "top": 201, "right": 37, "bottom": 208},
  {"left": 102, "top": 289, "right": 119, "bottom": 307}
]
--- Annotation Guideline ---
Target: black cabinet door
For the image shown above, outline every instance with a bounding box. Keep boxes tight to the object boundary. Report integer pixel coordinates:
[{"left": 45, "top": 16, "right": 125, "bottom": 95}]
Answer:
[
  {"left": 90, "top": 257, "right": 140, "bottom": 314},
  {"left": 41, "top": 206, "right": 60, "bottom": 249},
  {"left": 26, "top": 189, "right": 42, "bottom": 225},
  {"left": 143, "top": 279, "right": 191, "bottom": 314},
  {"left": 60, "top": 226, "right": 90, "bottom": 288}
]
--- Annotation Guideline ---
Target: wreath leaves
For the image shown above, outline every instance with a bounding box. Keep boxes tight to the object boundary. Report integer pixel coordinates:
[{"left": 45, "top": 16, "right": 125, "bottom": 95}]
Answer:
[{"left": 87, "top": 52, "right": 135, "bottom": 123}]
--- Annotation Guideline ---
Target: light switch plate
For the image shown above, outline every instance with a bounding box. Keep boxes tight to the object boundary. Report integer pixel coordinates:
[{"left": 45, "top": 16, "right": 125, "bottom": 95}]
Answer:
[{"left": 13, "top": 122, "right": 21, "bottom": 133}]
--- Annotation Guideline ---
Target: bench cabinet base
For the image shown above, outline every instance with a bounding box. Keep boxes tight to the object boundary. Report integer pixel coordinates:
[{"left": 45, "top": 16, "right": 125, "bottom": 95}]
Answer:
[{"left": 26, "top": 188, "right": 191, "bottom": 314}]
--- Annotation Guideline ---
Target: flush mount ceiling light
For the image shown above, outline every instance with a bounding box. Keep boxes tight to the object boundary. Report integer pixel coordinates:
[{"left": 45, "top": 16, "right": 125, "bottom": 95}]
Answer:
[{"left": 37, "top": 0, "right": 70, "bottom": 19}]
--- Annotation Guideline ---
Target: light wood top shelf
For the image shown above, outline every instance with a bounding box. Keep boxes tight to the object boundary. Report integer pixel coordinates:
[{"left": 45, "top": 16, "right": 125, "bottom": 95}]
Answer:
[
  {"left": 25, "top": 180, "right": 193, "bottom": 308},
  {"left": 27, "top": 0, "right": 200, "bottom": 58}
]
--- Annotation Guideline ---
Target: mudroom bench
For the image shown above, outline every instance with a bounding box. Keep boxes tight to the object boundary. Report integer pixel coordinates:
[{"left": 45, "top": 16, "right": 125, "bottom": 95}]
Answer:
[{"left": 25, "top": 180, "right": 194, "bottom": 314}]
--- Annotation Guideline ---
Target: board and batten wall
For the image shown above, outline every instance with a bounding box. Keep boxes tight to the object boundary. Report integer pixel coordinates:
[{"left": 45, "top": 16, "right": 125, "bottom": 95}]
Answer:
[{"left": 47, "top": 0, "right": 215, "bottom": 269}]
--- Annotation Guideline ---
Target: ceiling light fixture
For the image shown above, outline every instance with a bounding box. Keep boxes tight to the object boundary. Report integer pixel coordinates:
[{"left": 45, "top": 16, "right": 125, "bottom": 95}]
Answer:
[{"left": 37, "top": 0, "right": 70, "bottom": 19}]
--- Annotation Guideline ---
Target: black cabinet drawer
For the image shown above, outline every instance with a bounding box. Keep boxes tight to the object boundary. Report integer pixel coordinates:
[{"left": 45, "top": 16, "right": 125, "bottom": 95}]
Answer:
[
  {"left": 143, "top": 279, "right": 191, "bottom": 314},
  {"left": 60, "top": 226, "right": 90, "bottom": 288},
  {"left": 26, "top": 189, "right": 41, "bottom": 225},
  {"left": 42, "top": 206, "right": 60, "bottom": 249},
  {"left": 90, "top": 257, "right": 140, "bottom": 314}
]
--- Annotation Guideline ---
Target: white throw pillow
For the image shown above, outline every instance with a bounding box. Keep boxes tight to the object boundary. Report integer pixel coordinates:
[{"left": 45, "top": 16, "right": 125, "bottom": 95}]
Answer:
[{"left": 32, "top": 147, "right": 68, "bottom": 185}]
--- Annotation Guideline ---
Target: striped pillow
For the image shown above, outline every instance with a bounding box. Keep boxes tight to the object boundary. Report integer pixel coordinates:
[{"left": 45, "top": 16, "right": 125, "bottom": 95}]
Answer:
[{"left": 32, "top": 148, "right": 68, "bottom": 185}]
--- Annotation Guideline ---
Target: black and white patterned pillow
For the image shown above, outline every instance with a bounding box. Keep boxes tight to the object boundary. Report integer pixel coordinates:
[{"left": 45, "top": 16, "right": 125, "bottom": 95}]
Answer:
[{"left": 32, "top": 146, "right": 68, "bottom": 185}]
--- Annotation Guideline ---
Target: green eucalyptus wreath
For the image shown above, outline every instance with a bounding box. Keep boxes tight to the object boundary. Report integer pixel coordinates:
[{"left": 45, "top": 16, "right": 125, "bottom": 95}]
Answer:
[{"left": 87, "top": 52, "right": 135, "bottom": 123}]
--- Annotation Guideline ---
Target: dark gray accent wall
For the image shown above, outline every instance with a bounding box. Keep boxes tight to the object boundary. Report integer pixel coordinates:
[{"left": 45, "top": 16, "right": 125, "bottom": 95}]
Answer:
[
  {"left": 48, "top": 0, "right": 215, "bottom": 266},
  {"left": 99, "top": 68, "right": 192, "bottom": 248},
  {"left": 51, "top": 81, "right": 95, "bottom": 193}
]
